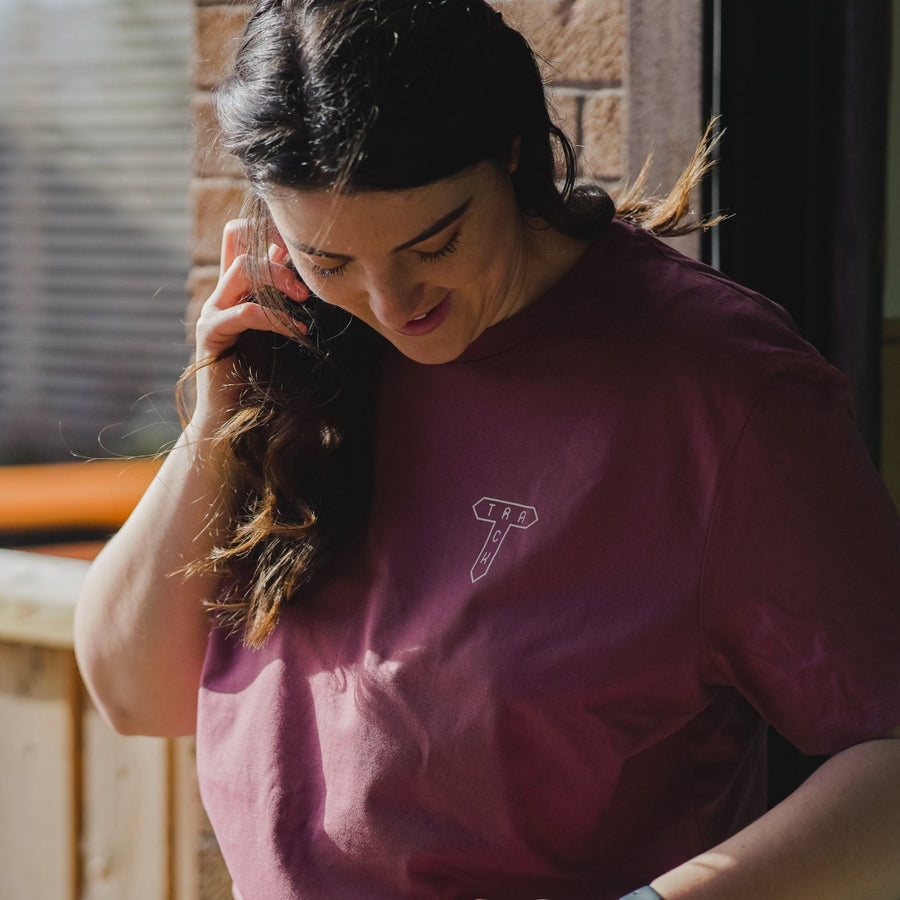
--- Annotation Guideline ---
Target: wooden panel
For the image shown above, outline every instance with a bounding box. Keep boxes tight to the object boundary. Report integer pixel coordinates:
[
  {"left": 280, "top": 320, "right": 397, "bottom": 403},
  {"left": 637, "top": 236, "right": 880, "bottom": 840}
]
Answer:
[
  {"left": 0, "top": 642, "right": 78, "bottom": 899},
  {"left": 171, "top": 737, "right": 201, "bottom": 900},
  {"left": 171, "top": 736, "right": 234, "bottom": 900},
  {"left": 0, "top": 549, "right": 85, "bottom": 648},
  {"left": 80, "top": 696, "right": 171, "bottom": 900}
]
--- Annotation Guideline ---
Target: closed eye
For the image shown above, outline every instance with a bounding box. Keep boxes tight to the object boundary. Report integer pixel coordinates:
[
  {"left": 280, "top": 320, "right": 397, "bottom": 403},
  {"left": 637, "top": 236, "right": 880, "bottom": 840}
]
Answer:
[
  {"left": 415, "top": 227, "right": 461, "bottom": 263},
  {"left": 309, "top": 259, "right": 349, "bottom": 279},
  {"left": 303, "top": 224, "right": 462, "bottom": 277}
]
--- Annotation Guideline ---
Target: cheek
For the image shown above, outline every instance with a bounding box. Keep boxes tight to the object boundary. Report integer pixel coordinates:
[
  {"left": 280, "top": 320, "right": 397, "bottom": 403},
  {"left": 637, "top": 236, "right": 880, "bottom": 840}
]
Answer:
[
  {"left": 288, "top": 259, "right": 354, "bottom": 308},
  {"left": 440, "top": 229, "right": 509, "bottom": 285},
  {"left": 457, "top": 236, "right": 511, "bottom": 286},
  {"left": 303, "top": 275, "right": 369, "bottom": 315}
]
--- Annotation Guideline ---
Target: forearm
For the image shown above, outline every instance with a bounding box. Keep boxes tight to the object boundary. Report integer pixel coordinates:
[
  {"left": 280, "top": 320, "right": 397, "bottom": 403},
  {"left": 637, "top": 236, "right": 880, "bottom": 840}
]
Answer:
[
  {"left": 74, "top": 423, "right": 223, "bottom": 737},
  {"left": 651, "top": 734, "right": 900, "bottom": 900}
]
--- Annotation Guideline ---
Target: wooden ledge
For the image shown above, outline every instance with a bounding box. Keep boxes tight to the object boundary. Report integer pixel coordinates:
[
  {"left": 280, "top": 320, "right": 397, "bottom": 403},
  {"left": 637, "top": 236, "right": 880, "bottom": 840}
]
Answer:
[{"left": 0, "top": 549, "right": 89, "bottom": 648}]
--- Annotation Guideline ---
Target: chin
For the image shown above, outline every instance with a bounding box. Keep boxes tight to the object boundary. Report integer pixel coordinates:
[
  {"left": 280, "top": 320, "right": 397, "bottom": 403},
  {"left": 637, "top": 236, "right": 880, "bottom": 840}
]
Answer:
[
  {"left": 381, "top": 331, "right": 468, "bottom": 365},
  {"left": 380, "top": 321, "right": 475, "bottom": 365},
  {"left": 392, "top": 343, "right": 466, "bottom": 365}
]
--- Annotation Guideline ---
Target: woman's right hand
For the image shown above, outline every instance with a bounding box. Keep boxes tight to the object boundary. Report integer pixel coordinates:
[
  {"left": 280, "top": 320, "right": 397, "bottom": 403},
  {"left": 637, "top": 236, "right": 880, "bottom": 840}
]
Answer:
[{"left": 190, "top": 218, "right": 310, "bottom": 432}]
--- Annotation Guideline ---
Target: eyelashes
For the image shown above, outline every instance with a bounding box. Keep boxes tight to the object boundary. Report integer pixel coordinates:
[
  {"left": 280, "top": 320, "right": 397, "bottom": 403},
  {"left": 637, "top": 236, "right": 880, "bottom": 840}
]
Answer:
[
  {"left": 310, "top": 260, "right": 348, "bottom": 279},
  {"left": 416, "top": 228, "right": 461, "bottom": 263},
  {"left": 308, "top": 227, "right": 462, "bottom": 280}
]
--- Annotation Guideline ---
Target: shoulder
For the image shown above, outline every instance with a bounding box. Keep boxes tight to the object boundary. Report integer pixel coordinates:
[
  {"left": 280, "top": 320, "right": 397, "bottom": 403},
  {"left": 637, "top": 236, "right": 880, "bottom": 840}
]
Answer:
[
  {"left": 568, "top": 221, "right": 801, "bottom": 345},
  {"left": 546, "top": 220, "right": 838, "bottom": 404}
]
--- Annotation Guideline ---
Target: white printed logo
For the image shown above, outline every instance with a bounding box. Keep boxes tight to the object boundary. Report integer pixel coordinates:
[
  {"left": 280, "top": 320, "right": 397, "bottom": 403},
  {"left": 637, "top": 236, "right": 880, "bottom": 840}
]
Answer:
[{"left": 470, "top": 497, "right": 539, "bottom": 583}]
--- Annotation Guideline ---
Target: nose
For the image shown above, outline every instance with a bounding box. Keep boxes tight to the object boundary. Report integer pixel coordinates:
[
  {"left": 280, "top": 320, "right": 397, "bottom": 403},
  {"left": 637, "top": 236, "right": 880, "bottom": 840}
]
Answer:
[{"left": 364, "top": 269, "right": 426, "bottom": 329}]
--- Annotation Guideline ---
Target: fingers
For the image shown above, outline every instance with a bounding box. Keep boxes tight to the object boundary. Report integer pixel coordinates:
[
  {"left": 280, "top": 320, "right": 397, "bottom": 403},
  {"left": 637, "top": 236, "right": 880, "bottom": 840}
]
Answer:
[
  {"left": 261, "top": 246, "right": 311, "bottom": 307},
  {"left": 197, "top": 279, "right": 306, "bottom": 361},
  {"left": 219, "top": 218, "right": 249, "bottom": 280},
  {"left": 189, "top": 227, "right": 313, "bottom": 430},
  {"left": 199, "top": 228, "right": 311, "bottom": 361},
  {"left": 219, "top": 219, "right": 295, "bottom": 289},
  {"left": 200, "top": 299, "right": 300, "bottom": 361},
  {"left": 216, "top": 223, "right": 308, "bottom": 309}
]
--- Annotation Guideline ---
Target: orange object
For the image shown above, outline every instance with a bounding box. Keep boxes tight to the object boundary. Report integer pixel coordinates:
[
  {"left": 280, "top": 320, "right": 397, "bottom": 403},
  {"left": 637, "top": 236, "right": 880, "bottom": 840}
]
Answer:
[
  {"left": 22, "top": 541, "right": 108, "bottom": 561},
  {"left": 0, "top": 459, "right": 162, "bottom": 533}
]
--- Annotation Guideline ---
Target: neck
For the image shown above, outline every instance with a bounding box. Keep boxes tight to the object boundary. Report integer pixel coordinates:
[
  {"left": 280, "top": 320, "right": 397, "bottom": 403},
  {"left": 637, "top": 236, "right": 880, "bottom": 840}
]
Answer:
[{"left": 518, "top": 220, "right": 591, "bottom": 309}]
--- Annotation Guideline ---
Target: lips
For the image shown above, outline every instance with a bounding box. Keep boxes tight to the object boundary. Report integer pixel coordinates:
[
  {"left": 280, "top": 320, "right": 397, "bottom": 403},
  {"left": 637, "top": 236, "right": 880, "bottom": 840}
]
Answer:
[{"left": 395, "top": 292, "right": 452, "bottom": 337}]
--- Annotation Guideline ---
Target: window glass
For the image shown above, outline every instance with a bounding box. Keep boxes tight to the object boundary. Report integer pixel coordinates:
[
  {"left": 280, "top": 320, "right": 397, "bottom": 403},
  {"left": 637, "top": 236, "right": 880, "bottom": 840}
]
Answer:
[{"left": 0, "top": 0, "right": 192, "bottom": 463}]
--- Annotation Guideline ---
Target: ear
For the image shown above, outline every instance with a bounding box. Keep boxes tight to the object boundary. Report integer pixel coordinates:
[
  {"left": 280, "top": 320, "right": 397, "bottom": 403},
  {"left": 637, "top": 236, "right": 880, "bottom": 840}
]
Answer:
[{"left": 508, "top": 136, "right": 522, "bottom": 174}]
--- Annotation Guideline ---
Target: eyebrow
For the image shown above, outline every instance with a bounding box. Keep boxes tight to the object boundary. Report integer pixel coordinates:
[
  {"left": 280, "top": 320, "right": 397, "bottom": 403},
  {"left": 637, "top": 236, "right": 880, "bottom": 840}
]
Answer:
[
  {"left": 289, "top": 196, "right": 473, "bottom": 260},
  {"left": 391, "top": 196, "right": 472, "bottom": 252}
]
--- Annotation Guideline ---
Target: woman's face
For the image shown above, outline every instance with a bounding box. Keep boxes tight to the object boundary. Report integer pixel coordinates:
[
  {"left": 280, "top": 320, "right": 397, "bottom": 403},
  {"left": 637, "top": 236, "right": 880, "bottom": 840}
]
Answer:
[{"left": 265, "top": 162, "right": 539, "bottom": 364}]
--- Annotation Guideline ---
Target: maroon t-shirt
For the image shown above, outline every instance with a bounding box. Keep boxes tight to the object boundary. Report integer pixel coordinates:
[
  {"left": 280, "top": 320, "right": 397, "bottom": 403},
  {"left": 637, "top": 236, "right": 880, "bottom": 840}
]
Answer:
[{"left": 197, "top": 221, "right": 900, "bottom": 899}]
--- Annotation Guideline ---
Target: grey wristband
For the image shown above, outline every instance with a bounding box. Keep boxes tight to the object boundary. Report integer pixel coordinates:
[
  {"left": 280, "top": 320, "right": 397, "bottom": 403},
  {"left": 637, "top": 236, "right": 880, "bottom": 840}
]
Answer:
[{"left": 618, "top": 888, "right": 664, "bottom": 900}]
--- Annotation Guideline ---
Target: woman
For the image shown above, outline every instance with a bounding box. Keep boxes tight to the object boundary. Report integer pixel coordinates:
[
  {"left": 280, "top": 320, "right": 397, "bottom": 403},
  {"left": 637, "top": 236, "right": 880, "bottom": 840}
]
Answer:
[{"left": 74, "top": 1, "right": 900, "bottom": 898}]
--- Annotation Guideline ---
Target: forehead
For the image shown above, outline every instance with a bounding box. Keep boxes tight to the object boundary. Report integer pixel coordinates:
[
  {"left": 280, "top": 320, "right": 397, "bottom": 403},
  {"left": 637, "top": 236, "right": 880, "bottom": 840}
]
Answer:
[{"left": 266, "top": 162, "right": 500, "bottom": 254}]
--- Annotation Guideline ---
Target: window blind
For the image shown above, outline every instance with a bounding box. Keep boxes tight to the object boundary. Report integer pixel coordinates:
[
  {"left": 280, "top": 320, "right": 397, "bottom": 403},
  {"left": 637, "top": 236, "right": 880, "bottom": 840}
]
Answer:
[{"left": 0, "top": 0, "right": 192, "bottom": 463}]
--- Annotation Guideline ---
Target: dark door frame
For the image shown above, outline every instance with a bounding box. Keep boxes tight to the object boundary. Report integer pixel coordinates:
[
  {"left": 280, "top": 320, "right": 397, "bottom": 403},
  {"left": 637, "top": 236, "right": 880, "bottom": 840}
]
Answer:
[{"left": 703, "top": 0, "right": 891, "bottom": 463}]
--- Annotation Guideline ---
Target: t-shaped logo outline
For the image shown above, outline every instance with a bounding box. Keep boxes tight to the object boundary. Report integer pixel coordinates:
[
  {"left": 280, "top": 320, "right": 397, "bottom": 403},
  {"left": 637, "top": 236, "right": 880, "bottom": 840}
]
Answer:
[{"left": 470, "top": 497, "right": 539, "bottom": 583}]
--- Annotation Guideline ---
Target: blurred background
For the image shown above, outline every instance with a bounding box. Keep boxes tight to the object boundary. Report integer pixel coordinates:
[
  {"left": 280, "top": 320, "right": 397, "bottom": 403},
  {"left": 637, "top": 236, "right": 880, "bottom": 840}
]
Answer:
[
  {"left": 0, "top": 0, "right": 191, "bottom": 465},
  {"left": 0, "top": 1, "right": 898, "bottom": 898}
]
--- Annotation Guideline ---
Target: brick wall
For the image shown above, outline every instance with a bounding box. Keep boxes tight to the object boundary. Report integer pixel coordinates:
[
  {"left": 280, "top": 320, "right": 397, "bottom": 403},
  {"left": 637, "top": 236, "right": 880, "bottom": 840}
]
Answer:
[
  {"left": 186, "top": 1, "right": 701, "bottom": 893},
  {"left": 502, "top": 0, "right": 627, "bottom": 184},
  {"left": 189, "top": 1, "right": 252, "bottom": 330}
]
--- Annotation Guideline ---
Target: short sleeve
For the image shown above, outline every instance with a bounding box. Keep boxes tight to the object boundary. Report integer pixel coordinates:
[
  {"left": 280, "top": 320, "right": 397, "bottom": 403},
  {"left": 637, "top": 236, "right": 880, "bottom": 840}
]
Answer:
[{"left": 699, "top": 355, "right": 900, "bottom": 755}]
